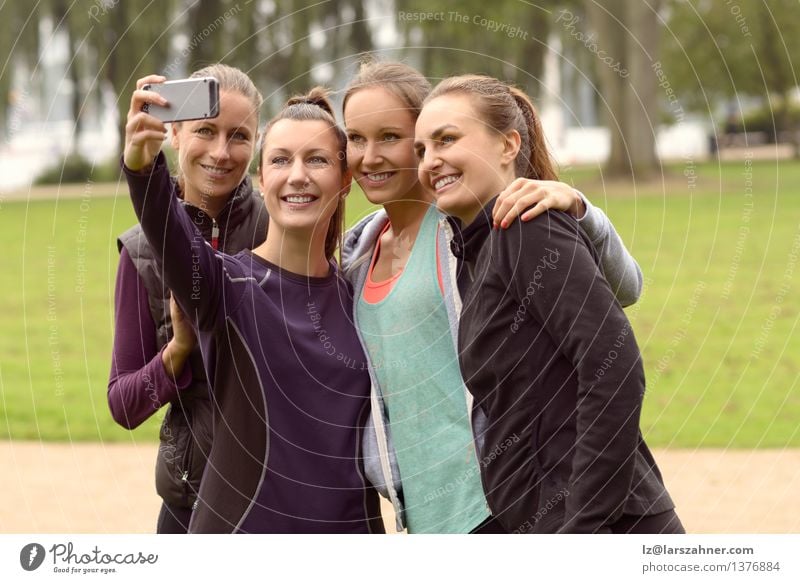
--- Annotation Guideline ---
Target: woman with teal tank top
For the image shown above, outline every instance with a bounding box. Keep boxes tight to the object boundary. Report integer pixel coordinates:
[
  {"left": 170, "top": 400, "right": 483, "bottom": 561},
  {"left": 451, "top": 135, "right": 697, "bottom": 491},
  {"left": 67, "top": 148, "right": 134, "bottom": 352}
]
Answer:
[{"left": 340, "top": 60, "right": 644, "bottom": 533}]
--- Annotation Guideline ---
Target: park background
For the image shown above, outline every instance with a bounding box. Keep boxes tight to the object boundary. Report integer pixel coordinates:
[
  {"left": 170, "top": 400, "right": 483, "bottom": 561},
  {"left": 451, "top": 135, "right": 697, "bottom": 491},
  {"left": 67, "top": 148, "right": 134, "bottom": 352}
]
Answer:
[{"left": 0, "top": 0, "right": 798, "bottom": 533}]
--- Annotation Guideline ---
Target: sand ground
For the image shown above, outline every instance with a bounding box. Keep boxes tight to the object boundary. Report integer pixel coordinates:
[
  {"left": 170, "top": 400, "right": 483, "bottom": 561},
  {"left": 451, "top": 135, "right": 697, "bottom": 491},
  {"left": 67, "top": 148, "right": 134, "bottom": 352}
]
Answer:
[{"left": 1, "top": 442, "right": 798, "bottom": 533}]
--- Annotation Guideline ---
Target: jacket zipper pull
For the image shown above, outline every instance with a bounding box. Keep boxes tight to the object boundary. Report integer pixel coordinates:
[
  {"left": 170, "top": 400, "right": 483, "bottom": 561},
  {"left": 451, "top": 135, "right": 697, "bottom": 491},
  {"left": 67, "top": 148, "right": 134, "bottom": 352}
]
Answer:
[
  {"left": 181, "top": 470, "right": 189, "bottom": 483},
  {"left": 211, "top": 220, "right": 219, "bottom": 251}
]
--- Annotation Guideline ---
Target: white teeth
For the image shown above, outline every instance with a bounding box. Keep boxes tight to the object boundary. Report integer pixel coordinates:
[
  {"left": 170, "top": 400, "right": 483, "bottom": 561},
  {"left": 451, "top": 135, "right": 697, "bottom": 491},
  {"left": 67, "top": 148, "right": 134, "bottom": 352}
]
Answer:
[
  {"left": 202, "top": 165, "right": 231, "bottom": 175},
  {"left": 434, "top": 175, "right": 460, "bottom": 190},
  {"left": 367, "top": 172, "right": 392, "bottom": 181},
  {"left": 284, "top": 195, "right": 315, "bottom": 204}
]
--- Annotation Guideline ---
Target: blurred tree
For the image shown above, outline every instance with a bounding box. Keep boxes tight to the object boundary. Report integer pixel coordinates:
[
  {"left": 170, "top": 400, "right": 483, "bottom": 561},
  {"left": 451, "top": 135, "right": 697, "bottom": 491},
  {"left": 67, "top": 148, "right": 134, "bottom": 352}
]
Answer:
[
  {"left": 185, "top": 0, "right": 226, "bottom": 68},
  {"left": 661, "top": 0, "right": 800, "bottom": 144},
  {"left": 195, "top": 0, "right": 378, "bottom": 118},
  {"left": 586, "top": 0, "right": 662, "bottom": 179},
  {"left": 47, "top": 0, "right": 96, "bottom": 154},
  {"left": 251, "top": 0, "right": 377, "bottom": 106},
  {"left": 0, "top": 2, "right": 41, "bottom": 141},
  {"left": 87, "top": 0, "right": 177, "bottom": 153},
  {"left": 396, "top": 0, "right": 565, "bottom": 98}
]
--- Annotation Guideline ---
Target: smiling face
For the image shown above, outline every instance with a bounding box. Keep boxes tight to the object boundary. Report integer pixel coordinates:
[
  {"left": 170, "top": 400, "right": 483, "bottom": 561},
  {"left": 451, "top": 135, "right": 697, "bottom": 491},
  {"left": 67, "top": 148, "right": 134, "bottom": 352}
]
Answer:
[
  {"left": 415, "top": 93, "right": 518, "bottom": 225},
  {"left": 171, "top": 90, "right": 258, "bottom": 205},
  {"left": 259, "top": 118, "right": 350, "bottom": 238},
  {"left": 344, "top": 87, "right": 423, "bottom": 205}
]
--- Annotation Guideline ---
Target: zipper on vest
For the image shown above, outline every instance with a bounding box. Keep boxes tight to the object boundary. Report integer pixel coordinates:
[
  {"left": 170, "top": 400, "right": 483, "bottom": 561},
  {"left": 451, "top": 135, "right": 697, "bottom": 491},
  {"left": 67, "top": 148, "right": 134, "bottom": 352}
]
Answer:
[{"left": 211, "top": 220, "right": 220, "bottom": 250}]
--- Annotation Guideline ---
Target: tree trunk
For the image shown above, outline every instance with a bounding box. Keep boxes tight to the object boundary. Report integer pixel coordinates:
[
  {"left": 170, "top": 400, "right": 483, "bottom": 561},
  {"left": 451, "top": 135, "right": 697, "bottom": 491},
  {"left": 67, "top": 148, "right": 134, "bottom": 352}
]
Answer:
[
  {"left": 350, "top": 0, "right": 372, "bottom": 56},
  {"left": 586, "top": 0, "right": 660, "bottom": 179},
  {"left": 186, "top": 0, "right": 225, "bottom": 71},
  {"left": 520, "top": 10, "right": 550, "bottom": 98},
  {"left": 626, "top": 0, "right": 660, "bottom": 179},
  {"left": 68, "top": 21, "right": 83, "bottom": 155}
]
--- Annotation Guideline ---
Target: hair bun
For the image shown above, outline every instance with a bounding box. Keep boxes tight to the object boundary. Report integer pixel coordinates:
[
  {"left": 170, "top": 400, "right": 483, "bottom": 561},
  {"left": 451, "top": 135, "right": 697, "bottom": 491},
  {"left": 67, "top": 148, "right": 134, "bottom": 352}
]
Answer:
[{"left": 286, "top": 86, "right": 335, "bottom": 117}]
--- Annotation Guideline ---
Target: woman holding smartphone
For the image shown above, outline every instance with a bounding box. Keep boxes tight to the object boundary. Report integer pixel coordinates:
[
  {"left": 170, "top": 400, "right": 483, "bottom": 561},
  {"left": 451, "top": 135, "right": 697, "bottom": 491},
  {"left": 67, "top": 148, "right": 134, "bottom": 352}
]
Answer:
[
  {"left": 121, "top": 74, "right": 383, "bottom": 532},
  {"left": 108, "top": 64, "right": 267, "bottom": 533},
  {"left": 415, "top": 74, "right": 683, "bottom": 533},
  {"left": 341, "top": 61, "right": 646, "bottom": 533}
]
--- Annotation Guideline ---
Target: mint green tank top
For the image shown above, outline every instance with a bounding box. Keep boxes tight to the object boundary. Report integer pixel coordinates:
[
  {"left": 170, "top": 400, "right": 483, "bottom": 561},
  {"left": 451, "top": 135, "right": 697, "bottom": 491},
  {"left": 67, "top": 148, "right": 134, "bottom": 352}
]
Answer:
[{"left": 356, "top": 206, "right": 489, "bottom": 533}]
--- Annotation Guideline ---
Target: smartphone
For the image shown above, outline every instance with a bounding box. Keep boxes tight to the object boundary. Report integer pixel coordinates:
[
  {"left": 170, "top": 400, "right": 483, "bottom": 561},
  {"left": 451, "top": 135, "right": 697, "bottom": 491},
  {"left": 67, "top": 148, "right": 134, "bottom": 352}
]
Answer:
[{"left": 142, "top": 77, "right": 220, "bottom": 123}]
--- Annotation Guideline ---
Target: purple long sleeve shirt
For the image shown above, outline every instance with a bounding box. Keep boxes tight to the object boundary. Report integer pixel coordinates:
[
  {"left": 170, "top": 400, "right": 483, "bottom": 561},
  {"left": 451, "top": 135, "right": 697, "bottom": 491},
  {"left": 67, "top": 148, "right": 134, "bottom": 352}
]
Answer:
[
  {"left": 125, "top": 153, "right": 383, "bottom": 533},
  {"left": 107, "top": 248, "right": 192, "bottom": 430}
]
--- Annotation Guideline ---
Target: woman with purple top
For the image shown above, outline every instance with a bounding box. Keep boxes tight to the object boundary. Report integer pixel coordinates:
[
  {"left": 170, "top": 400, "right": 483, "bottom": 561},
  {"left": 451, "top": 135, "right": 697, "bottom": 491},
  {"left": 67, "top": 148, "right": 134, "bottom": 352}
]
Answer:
[
  {"left": 121, "top": 75, "right": 383, "bottom": 533},
  {"left": 108, "top": 64, "right": 267, "bottom": 533}
]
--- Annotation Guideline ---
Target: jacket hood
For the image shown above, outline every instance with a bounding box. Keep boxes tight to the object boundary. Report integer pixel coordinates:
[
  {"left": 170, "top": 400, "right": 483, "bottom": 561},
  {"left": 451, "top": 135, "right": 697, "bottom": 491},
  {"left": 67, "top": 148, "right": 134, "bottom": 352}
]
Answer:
[{"left": 341, "top": 208, "right": 387, "bottom": 277}]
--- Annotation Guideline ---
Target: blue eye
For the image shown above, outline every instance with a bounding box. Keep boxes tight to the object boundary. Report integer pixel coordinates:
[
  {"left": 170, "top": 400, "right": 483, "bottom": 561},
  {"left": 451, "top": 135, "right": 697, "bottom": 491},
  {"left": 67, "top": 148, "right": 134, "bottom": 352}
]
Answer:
[
  {"left": 307, "top": 155, "right": 330, "bottom": 166},
  {"left": 382, "top": 133, "right": 400, "bottom": 142},
  {"left": 440, "top": 135, "right": 456, "bottom": 144},
  {"left": 347, "top": 135, "right": 366, "bottom": 151},
  {"left": 271, "top": 156, "right": 289, "bottom": 166}
]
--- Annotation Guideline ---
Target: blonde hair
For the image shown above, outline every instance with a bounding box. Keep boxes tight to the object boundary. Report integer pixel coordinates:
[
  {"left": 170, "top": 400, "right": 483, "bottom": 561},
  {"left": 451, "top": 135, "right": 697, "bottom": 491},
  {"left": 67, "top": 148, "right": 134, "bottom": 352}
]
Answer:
[
  {"left": 343, "top": 59, "right": 431, "bottom": 118},
  {"left": 190, "top": 63, "right": 263, "bottom": 117}
]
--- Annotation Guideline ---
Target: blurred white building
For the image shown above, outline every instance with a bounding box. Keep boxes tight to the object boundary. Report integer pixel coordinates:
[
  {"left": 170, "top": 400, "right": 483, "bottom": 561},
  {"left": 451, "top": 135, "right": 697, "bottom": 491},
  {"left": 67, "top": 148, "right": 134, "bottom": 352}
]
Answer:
[
  {"left": 1, "top": 18, "right": 120, "bottom": 192},
  {"left": 539, "top": 34, "right": 711, "bottom": 168}
]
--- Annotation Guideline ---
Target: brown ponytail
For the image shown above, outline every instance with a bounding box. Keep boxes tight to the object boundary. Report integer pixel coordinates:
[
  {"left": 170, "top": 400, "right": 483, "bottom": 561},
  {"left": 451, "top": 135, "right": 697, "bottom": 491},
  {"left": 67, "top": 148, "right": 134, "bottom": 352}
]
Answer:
[
  {"left": 509, "top": 87, "right": 558, "bottom": 181},
  {"left": 285, "top": 87, "right": 338, "bottom": 116},
  {"left": 259, "top": 87, "right": 348, "bottom": 263},
  {"left": 425, "top": 75, "right": 558, "bottom": 182}
]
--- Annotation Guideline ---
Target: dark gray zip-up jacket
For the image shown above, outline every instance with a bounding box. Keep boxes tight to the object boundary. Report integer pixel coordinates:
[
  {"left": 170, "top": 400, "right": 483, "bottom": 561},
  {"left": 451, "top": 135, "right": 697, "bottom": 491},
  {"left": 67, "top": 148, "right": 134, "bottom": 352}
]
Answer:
[{"left": 456, "top": 197, "right": 674, "bottom": 533}]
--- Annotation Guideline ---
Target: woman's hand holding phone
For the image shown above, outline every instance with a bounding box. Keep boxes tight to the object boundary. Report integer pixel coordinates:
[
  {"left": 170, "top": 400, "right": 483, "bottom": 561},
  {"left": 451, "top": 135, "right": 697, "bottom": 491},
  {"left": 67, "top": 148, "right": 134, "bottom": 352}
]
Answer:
[{"left": 124, "top": 75, "right": 169, "bottom": 172}]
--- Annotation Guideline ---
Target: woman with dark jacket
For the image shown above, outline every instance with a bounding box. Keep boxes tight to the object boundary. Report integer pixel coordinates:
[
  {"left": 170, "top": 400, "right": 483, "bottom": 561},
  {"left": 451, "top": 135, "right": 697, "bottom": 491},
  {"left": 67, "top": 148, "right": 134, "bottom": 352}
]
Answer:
[
  {"left": 107, "top": 64, "right": 267, "bottom": 533},
  {"left": 341, "top": 60, "right": 646, "bottom": 534},
  {"left": 415, "top": 74, "right": 684, "bottom": 534}
]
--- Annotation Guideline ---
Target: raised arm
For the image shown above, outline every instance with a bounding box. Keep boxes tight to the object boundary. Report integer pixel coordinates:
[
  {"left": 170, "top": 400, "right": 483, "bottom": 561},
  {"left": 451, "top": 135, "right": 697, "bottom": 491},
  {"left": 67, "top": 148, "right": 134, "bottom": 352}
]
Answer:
[
  {"left": 108, "top": 249, "right": 192, "bottom": 429},
  {"left": 505, "top": 212, "right": 645, "bottom": 533},
  {"left": 492, "top": 178, "right": 643, "bottom": 306},
  {"left": 123, "top": 75, "right": 224, "bottom": 330}
]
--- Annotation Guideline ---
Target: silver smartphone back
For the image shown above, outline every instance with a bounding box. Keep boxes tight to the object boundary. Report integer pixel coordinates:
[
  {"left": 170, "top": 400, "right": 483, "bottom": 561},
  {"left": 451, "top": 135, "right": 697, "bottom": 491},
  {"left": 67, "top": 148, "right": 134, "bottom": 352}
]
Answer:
[{"left": 142, "top": 77, "right": 220, "bottom": 123}]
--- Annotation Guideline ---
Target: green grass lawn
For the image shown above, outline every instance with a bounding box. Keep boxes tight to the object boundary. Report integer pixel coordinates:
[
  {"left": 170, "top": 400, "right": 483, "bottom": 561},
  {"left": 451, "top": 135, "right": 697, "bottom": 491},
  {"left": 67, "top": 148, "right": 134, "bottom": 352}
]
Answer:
[{"left": 1, "top": 159, "right": 798, "bottom": 446}]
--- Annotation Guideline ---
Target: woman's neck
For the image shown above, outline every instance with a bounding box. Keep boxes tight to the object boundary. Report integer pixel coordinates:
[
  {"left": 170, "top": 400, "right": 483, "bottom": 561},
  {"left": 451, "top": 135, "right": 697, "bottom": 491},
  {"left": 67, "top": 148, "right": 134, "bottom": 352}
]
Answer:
[
  {"left": 460, "top": 169, "right": 516, "bottom": 226},
  {"left": 182, "top": 185, "right": 230, "bottom": 220},
  {"left": 382, "top": 183, "right": 434, "bottom": 238},
  {"left": 253, "top": 223, "right": 330, "bottom": 277}
]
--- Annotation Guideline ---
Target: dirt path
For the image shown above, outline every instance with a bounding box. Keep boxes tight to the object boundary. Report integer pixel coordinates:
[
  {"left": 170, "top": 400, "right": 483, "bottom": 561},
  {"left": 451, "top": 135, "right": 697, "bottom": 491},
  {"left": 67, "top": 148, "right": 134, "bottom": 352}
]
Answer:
[{"left": 1, "top": 442, "right": 798, "bottom": 533}]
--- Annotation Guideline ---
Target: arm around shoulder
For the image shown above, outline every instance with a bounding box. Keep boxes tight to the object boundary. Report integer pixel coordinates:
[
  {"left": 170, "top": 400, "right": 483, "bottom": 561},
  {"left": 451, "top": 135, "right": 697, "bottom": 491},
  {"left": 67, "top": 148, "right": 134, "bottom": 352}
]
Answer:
[{"left": 576, "top": 193, "right": 643, "bottom": 307}]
